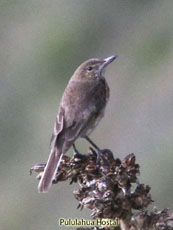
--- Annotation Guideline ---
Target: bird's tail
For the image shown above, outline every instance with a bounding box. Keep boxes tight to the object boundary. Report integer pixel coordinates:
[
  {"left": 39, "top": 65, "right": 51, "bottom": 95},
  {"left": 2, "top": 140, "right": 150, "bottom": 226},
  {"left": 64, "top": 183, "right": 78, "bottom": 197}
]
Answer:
[{"left": 38, "top": 147, "right": 63, "bottom": 193}]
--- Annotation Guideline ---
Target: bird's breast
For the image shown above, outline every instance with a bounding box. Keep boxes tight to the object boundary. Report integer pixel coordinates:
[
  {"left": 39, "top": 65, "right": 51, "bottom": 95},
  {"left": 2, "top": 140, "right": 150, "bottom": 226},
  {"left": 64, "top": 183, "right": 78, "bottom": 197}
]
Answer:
[{"left": 61, "top": 78, "right": 110, "bottom": 129}]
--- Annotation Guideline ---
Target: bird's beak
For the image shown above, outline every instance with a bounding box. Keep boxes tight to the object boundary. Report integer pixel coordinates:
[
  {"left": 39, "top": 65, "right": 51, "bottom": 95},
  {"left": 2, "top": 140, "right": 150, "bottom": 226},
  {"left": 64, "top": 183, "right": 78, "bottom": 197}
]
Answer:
[
  {"left": 103, "top": 55, "right": 117, "bottom": 67},
  {"left": 99, "top": 55, "right": 117, "bottom": 76}
]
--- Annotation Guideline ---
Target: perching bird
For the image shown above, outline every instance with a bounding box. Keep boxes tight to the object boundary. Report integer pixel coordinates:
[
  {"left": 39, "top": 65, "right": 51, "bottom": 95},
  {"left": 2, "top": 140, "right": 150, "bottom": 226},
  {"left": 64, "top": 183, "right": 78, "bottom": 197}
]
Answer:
[{"left": 38, "top": 55, "right": 117, "bottom": 192}]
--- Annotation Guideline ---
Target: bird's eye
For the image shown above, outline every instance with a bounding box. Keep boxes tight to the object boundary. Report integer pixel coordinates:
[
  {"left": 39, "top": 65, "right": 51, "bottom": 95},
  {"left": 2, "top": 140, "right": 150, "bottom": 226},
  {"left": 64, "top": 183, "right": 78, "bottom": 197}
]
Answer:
[{"left": 87, "top": 66, "right": 93, "bottom": 71}]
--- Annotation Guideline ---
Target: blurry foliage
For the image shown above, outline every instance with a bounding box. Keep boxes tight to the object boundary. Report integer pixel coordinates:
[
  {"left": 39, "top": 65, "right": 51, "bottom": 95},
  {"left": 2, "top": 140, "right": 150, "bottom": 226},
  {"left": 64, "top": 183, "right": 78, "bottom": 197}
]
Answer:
[{"left": 134, "top": 32, "right": 172, "bottom": 73}]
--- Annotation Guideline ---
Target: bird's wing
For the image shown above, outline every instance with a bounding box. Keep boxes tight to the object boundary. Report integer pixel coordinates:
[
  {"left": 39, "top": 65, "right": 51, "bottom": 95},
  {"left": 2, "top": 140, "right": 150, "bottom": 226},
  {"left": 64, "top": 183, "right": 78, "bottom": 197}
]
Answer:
[
  {"left": 50, "top": 106, "right": 87, "bottom": 151},
  {"left": 50, "top": 107, "right": 65, "bottom": 149}
]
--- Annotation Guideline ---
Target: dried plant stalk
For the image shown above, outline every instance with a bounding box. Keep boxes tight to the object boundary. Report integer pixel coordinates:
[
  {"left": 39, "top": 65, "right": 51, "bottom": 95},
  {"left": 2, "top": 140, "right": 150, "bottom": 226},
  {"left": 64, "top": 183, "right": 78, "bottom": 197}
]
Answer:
[{"left": 31, "top": 147, "right": 173, "bottom": 230}]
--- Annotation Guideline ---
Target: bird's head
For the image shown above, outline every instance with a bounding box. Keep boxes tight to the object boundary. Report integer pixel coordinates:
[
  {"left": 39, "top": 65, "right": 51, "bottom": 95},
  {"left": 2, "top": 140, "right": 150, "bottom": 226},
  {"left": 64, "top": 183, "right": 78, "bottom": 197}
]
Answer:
[{"left": 72, "top": 55, "right": 117, "bottom": 81}]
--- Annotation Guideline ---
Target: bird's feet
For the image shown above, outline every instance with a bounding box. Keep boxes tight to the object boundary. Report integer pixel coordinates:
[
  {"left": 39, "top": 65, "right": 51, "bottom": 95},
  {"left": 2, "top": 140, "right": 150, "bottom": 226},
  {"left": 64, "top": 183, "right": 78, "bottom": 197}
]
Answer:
[
  {"left": 84, "top": 136, "right": 106, "bottom": 164},
  {"left": 72, "top": 144, "right": 88, "bottom": 159},
  {"left": 95, "top": 149, "right": 112, "bottom": 164}
]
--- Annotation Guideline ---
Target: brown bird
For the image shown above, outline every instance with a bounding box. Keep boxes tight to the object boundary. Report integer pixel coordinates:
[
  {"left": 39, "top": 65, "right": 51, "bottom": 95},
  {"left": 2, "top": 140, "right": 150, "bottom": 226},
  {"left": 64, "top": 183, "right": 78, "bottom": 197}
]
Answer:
[{"left": 38, "top": 55, "right": 117, "bottom": 193}]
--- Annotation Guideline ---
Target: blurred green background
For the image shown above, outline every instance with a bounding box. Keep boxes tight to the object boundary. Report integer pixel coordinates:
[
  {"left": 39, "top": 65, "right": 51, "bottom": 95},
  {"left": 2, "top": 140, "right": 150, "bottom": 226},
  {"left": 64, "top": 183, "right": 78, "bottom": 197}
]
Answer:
[{"left": 0, "top": 0, "right": 172, "bottom": 229}]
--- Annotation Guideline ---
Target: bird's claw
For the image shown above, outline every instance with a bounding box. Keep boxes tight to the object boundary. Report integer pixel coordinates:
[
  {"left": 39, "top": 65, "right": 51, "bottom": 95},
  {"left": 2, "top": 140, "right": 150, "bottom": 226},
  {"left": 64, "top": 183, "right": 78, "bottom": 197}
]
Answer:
[{"left": 73, "top": 144, "right": 88, "bottom": 159}]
